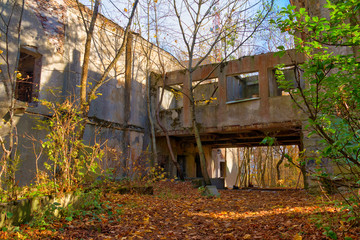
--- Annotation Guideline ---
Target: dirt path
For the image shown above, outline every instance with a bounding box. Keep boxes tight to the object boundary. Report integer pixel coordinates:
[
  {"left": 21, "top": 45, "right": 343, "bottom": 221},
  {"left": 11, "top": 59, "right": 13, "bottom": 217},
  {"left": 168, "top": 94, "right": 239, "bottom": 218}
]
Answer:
[{"left": 2, "top": 181, "right": 358, "bottom": 239}]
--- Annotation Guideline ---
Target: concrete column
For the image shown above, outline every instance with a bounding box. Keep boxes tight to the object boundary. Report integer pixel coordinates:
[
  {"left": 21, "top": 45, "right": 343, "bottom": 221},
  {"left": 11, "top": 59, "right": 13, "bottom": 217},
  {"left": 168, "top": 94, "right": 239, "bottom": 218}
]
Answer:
[
  {"left": 217, "top": 65, "right": 227, "bottom": 125},
  {"left": 203, "top": 145, "right": 213, "bottom": 178},
  {"left": 259, "top": 57, "right": 269, "bottom": 119},
  {"left": 210, "top": 149, "right": 218, "bottom": 178},
  {"left": 182, "top": 72, "right": 191, "bottom": 128},
  {"left": 225, "top": 148, "right": 239, "bottom": 188}
]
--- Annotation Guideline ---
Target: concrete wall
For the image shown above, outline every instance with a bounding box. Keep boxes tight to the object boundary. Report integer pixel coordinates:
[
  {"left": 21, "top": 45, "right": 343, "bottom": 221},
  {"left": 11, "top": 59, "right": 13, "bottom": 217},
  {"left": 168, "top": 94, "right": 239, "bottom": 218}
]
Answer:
[
  {"left": 153, "top": 50, "right": 305, "bottom": 180},
  {"left": 0, "top": 0, "right": 180, "bottom": 185},
  {"left": 156, "top": 51, "right": 304, "bottom": 135},
  {"left": 155, "top": 0, "right": 359, "bottom": 185}
]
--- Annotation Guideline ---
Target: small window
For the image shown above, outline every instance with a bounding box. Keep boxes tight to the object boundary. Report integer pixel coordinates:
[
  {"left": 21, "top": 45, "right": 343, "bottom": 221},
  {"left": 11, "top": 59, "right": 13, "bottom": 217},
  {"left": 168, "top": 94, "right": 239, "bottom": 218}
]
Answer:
[
  {"left": 270, "top": 66, "right": 304, "bottom": 97},
  {"left": 227, "top": 72, "right": 259, "bottom": 102},
  {"left": 16, "top": 49, "right": 41, "bottom": 103},
  {"left": 159, "top": 84, "right": 183, "bottom": 110},
  {"left": 193, "top": 78, "right": 218, "bottom": 106}
]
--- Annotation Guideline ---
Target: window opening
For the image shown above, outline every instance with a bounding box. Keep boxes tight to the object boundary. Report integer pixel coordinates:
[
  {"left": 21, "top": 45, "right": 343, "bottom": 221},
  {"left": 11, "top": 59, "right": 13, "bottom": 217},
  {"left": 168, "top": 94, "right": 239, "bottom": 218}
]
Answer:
[
  {"left": 193, "top": 78, "right": 218, "bottom": 106},
  {"left": 159, "top": 84, "right": 183, "bottom": 110},
  {"left": 227, "top": 72, "right": 259, "bottom": 102},
  {"left": 16, "top": 50, "right": 41, "bottom": 103},
  {"left": 270, "top": 66, "right": 304, "bottom": 97}
]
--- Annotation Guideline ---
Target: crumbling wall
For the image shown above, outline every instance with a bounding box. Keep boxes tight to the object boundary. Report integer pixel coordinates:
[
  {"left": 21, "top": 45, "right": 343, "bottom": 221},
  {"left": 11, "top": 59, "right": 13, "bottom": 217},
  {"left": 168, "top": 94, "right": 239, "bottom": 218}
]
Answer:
[
  {"left": 0, "top": 0, "right": 181, "bottom": 185},
  {"left": 155, "top": 51, "right": 303, "bottom": 135},
  {"left": 154, "top": 51, "right": 306, "bottom": 182},
  {"left": 27, "top": 0, "right": 66, "bottom": 54}
]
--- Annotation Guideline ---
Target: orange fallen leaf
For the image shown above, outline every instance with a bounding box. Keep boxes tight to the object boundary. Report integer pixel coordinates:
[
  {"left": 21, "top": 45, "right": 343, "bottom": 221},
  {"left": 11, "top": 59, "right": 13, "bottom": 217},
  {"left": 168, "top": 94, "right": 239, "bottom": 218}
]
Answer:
[{"left": 243, "top": 234, "right": 251, "bottom": 239}]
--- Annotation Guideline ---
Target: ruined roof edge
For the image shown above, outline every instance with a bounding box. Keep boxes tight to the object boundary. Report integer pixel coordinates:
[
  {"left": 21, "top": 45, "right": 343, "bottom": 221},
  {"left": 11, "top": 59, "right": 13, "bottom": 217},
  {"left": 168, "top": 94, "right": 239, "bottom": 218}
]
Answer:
[{"left": 63, "top": 0, "right": 182, "bottom": 68}]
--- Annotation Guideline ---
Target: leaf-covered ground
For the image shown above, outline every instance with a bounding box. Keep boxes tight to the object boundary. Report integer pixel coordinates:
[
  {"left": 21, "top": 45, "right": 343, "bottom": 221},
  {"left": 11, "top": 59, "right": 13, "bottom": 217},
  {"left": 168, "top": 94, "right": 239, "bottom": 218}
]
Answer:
[{"left": 1, "top": 181, "right": 359, "bottom": 239}]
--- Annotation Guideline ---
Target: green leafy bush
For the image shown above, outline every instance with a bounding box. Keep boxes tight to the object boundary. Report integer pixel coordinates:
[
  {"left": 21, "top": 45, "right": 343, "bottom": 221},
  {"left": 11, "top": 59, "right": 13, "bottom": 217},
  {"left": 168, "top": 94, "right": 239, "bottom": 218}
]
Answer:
[{"left": 273, "top": 0, "right": 360, "bottom": 230}]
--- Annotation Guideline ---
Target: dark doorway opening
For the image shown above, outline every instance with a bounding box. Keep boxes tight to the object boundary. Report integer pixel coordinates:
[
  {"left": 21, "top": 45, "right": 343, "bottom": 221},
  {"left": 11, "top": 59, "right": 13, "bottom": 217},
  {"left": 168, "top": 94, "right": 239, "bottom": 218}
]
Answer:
[
  {"left": 177, "top": 155, "right": 186, "bottom": 178},
  {"left": 195, "top": 154, "right": 203, "bottom": 178}
]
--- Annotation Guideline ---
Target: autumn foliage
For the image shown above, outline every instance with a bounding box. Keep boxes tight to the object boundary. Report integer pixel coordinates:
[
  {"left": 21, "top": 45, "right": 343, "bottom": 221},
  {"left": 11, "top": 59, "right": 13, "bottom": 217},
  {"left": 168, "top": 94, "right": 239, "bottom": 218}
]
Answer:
[{"left": 1, "top": 181, "right": 359, "bottom": 240}]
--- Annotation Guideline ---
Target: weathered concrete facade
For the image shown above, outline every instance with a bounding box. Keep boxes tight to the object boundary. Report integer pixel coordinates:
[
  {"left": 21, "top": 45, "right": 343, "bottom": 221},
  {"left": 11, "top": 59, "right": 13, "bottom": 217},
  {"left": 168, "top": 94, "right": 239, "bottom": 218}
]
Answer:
[
  {"left": 0, "top": 0, "right": 353, "bottom": 187},
  {"left": 154, "top": 50, "right": 307, "bottom": 182},
  {"left": 0, "top": 0, "right": 180, "bottom": 185},
  {"left": 154, "top": 0, "right": 359, "bottom": 187}
]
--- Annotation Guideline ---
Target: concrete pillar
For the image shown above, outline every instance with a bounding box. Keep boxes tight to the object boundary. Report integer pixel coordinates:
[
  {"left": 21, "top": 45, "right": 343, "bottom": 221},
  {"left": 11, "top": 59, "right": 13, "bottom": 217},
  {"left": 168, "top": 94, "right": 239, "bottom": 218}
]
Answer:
[
  {"left": 217, "top": 64, "right": 227, "bottom": 125},
  {"left": 203, "top": 145, "right": 213, "bottom": 178},
  {"left": 182, "top": 72, "right": 191, "bottom": 128},
  {"left": 259, "top": 56, "right": 269, "bottom": 119},
  {"left": 210, "top": 149, "right": 218, "bottom": 178},
  {"left": 225, "top": 148, "right": 239, "bottom": 188}
]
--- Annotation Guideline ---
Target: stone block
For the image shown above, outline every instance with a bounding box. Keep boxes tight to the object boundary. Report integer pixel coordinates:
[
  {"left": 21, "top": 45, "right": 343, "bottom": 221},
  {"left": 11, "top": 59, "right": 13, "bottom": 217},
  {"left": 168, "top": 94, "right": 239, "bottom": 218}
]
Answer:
[{"left": 204, "top": 185, "right": 220, "bottom": 197}]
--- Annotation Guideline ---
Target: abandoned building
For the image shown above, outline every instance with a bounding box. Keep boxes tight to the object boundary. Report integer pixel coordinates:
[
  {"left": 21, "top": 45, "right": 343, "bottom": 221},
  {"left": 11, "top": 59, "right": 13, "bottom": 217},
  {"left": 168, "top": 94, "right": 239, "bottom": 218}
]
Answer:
[
  {"left": 0, "top": 0, "right": 346, "bottom": 188},
  {"left": 0, "top": 0, "right": 180, "bottom": 185},
  {"left": 154, "top": 51, "right": 312, "bottom": 188}
]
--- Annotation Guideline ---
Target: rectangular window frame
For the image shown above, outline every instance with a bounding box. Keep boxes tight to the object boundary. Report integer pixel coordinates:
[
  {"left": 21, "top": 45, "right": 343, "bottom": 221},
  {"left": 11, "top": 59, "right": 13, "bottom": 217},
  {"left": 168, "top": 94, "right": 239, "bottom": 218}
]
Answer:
[
  {"left": 270, "top": 66, "right": 304, "bottom": 97},
  {"left": 226, "top": 72, "right": 260, "bottom": 104},
  {"left": 16, "top": 47, "right": 42, "bottom": 106}
]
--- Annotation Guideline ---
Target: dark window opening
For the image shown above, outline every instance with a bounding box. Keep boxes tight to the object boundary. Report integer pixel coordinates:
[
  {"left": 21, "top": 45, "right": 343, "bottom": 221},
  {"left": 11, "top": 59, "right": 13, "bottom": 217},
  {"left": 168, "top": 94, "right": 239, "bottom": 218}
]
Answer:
[
  {"left": 16, "top": 51, "right": 41, "bottom": 103},
  {"left": 227, "top": 72, "right": 259, "bottom": 102}
]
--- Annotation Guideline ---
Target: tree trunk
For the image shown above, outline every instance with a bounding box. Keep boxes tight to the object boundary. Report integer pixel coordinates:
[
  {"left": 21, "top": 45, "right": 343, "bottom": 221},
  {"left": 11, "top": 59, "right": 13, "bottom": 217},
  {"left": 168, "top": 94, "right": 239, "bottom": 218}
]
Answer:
[
  {"left": 0, "top": 0, "right": 25, "bottom": 195},
  {"left": 79, "top": 0, "right": 101, "bottom": 115},
  {"left": 76, "top": 0, "right": 139, "bottom": 137},
  {"left": 190, "top": 93, "right": 211, "bottom": 185},
  {"left": 276, "top": 147, "right": 286, "bottom": 184},
  {"left": 146, "top": 74, "right": 157, "bottom": 167},
  {"left": 269, "top": 147, "right": 276, "bottom": 187},
  {"left": 144, "top": 2, "right": 157, "bottom": 167},
  {"left": 260, "top": 148, "right": 266, "bottom": 187},
  {"left": 247, "top": 147, "right": 252, "bottom": 187},
  {"left": 298, "top": 143, "right": 309, "bottom": 189}
]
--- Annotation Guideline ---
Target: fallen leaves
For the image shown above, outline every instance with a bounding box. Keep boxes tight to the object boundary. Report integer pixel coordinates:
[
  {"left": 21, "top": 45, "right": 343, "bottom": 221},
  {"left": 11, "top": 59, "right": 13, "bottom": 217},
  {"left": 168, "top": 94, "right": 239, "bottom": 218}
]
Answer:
[
  {"left": 243, "top": 233, "right": 252, "bottom": 239},
  {"left": 293, "top": 233, "right": 303, "bottom": 240},
  {"left": 2, "top": 181, "right": 360, "bottom": 240}
]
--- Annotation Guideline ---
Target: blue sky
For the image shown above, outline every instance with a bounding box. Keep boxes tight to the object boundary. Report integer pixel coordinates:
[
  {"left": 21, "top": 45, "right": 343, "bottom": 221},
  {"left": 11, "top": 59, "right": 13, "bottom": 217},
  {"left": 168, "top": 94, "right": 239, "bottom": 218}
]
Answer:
[
  {"left": 277, "top": 0, "right": 291, "bottom": 8},
  {"left": 78, "top": 0, "right": 293, "bottom": 58}
]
